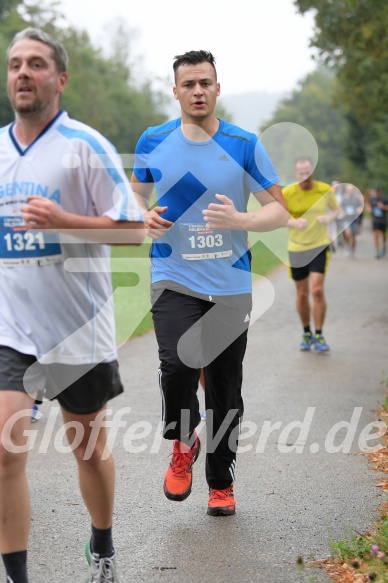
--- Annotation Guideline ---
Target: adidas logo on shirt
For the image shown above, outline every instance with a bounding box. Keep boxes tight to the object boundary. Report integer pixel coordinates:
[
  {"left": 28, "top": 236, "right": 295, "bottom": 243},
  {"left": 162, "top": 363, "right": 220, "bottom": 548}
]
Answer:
[
  {"left": 244, "top": 314, "right": 250, "bottom": 323},
  {"left": 218, "top": 154, "right": 229, "bottom": 161}
]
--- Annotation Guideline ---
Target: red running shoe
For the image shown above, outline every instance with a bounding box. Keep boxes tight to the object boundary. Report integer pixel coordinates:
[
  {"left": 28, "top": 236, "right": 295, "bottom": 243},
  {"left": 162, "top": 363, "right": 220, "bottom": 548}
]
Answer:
[
  {"left": 207, "top": 485, "right": 236, "bottom": 516},
  {"left": 163, "top": 435, "right": 201, "bottom": 501}
]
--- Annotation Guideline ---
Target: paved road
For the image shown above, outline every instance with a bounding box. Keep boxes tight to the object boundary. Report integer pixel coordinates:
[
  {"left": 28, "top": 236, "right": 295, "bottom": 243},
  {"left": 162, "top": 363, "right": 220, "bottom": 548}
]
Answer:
[{"left": 3, "top": 223, "right": 388, "bottom": 583}]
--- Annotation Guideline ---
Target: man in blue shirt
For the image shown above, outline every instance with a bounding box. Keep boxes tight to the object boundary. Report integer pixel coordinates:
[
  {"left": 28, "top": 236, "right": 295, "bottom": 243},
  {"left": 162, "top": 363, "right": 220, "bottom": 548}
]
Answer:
[{"left": 131, "top": 50, "right": 287, "bottom": 516}]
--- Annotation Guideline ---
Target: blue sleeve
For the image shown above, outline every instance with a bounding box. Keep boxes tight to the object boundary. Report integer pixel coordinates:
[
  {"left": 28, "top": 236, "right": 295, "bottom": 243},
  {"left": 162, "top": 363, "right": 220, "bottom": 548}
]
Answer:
[
  {"left": 133, "top": 130, "right": 154, "bottom": 183},
  {"left": 246, "top": 136, "right": 280, "bottom": 193}
]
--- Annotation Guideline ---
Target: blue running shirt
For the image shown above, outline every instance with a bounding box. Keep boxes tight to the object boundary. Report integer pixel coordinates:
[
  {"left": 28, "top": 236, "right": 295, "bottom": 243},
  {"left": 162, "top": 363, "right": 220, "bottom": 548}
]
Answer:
[{"left": 134, "top": 118, "right": 279, "bottom": 295}]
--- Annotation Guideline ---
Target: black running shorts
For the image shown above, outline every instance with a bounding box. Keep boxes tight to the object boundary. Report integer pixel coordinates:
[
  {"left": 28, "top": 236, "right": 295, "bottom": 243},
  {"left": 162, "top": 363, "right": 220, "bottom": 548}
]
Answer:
[
  {"left": 288, "top": 245, "right": 330, "bottom": 281},
  {"left": 0, "top": 346, "right": 123, "bottom": 414}
]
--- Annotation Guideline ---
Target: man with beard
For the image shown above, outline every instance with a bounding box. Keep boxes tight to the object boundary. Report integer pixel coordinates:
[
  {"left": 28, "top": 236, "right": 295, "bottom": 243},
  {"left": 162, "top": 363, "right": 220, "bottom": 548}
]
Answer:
[{"left": 0, "top": 28, "right": 144, "bottom": 583}]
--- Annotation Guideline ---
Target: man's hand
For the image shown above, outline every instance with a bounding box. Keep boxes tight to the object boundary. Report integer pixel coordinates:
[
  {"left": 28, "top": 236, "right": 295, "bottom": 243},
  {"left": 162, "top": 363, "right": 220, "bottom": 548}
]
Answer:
[
  {"left": 20, "top": 196, "right": 67, "bottom": 229},
  {"left": 145, "top": 206, "right": 173, "bottom": 239},
  {"left": 317, "top": 208, "right": 340, "bottom": 224},
  {"left": 288, "top": 217, "right": 308, "bottom": 230},
  {"left": 316, "top": 215, "right": 331, "bottom": 225},
  {"left": 202, "top": 194, "right": 241, "bottom": 230}
]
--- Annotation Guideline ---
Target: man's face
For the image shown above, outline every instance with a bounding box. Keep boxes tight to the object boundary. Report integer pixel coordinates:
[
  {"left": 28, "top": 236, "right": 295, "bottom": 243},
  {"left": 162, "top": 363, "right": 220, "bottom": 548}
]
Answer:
[
  {"left": 7, "top": 38, "right": 67, "bottom": 119},
  {"left": 173, "top": 61, "right": 220, "bottom": 122},
  {"left": 294, "top": 160, "right": 314, "bottom": 191}
]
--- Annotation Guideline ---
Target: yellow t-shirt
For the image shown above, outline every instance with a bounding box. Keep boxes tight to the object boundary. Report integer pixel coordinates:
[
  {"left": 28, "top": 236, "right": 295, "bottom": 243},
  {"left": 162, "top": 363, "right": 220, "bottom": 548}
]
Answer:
[{"left": 282, "top": 180, "right": 338, "bottom": 252}]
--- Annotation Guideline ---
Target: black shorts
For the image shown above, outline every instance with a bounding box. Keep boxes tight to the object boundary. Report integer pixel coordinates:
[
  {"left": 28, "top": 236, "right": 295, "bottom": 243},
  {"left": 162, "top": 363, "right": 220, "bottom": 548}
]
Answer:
[
  {"left": 372, "top": 220, "right": 387, "bottom": 233},
  {"left": 288, "top": 245, "right": 330, "bottom": 281},
  {"left": 0, "top": 346, "right": 124, "bottom": 415}
]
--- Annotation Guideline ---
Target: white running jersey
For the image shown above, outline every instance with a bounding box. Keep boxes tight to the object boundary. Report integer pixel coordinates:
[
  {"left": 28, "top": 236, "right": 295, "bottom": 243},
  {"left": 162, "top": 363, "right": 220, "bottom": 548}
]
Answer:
[{"left": 0, "top": 111, "right": 143, "bottom": 364}]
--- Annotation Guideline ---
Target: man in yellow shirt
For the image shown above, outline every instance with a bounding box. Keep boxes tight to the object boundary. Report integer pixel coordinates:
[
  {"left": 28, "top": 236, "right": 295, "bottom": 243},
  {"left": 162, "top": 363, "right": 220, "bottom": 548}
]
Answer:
[{"left": 282, "top": 158, "right": 339, "bottom": 352}]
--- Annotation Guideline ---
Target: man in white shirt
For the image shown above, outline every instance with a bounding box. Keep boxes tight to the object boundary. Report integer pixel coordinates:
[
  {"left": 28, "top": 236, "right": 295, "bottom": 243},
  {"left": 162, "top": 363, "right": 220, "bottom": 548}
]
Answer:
[{"left": 0, "top": 27, "right": 144, "bottom": 583}]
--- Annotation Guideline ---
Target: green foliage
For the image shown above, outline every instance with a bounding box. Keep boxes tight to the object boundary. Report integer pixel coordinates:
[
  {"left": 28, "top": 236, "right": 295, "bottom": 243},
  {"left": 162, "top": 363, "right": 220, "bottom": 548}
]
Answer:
[
  {"left": 329, "top": 531, "right": 372, "bottom": 561},
  {"left": 381, "top": 378, "right": 388, "bottom": 412},
  {"left": 294, "top": 0, "right": 388, "bottom": 122},
  {"left": 328, "top": 520, "right": 388, "bottom": 582},
  {"left": 0, "top": 0, "right": 20, "bottom": 20},
  {"left": 59, "top": 26, "right": 167, "bottom": 154},
  {"left": 250, "top": 240, "right": 282, "bottom": 277},
  {"left": 364, "top": 115, "right": 388, "bottom": 191},
  {"left": 0, "top": 0, "right": 168, "bottom": 151},
  {"left": 260, "top": 67, "right": 349, "bottom": 184},
  {"left": 111, "top": 244, "right": 153, "bottom": 342},
  {"left": 293, "top": 0, "right": 388, "bottom": 190}
]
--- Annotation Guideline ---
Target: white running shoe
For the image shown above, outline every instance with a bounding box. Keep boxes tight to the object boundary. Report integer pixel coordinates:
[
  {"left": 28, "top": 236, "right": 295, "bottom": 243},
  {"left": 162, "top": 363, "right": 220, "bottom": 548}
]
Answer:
[{"left": 85, "top": 541, "right": 118, "bottom": 582}]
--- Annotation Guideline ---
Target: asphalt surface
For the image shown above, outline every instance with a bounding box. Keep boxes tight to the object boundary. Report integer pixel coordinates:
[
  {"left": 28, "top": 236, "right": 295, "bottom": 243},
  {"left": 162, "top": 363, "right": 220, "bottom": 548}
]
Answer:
[{"left": 2, "top": 222, "right": 388, "bottom": 583}]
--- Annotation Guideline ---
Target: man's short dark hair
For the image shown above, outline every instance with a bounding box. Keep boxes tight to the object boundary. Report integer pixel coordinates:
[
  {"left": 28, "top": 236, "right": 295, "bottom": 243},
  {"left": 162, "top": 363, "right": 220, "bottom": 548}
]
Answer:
[{"left": 173, "top": 50, "right": 217, "bottom": 82}]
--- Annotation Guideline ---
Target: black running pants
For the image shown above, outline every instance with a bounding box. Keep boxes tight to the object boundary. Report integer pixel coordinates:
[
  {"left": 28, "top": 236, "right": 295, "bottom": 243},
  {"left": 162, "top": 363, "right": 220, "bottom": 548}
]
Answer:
[{"left": 151, "top": 281, "right": 252, "bottom": 489}]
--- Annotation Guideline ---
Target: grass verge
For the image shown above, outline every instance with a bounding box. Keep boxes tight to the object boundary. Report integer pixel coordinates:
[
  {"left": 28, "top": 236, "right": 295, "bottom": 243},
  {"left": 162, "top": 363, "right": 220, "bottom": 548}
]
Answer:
[{"left": 311, "top": 378, "right": 388, "bottom": 583}]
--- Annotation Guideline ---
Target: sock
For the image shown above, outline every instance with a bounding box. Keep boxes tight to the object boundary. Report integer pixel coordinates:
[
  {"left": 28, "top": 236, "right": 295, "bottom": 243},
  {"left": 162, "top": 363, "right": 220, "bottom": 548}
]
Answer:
[
  {"left": 179, "top": 430, "right": 197, "bottom": 451},
  {"left": 2, "top": 551, "right": 28, "bottom": 583},
  {"left": 315, "top": 329, "right": 322, "bottom": 336},
  {"left": 303, "top": 325, "right": 311, "bottom": 334},
  {"left": 90, "top": 525, "right": 113, "bottom": 558}
]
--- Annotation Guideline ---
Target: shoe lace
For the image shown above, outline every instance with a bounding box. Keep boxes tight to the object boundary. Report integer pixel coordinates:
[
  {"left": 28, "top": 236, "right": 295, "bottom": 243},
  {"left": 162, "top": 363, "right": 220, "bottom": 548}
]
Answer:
[
  {"left": 170, "top": 437, "right": 199, "bottom": 475},
  {"left": 209, "top": 486, "right": 234, "bottom": 501},
  {"left": 91, "top": 553, "right": 115, "bottom": 582},
  {"left": 169, "top": 444, "right": 196, "bottom": 476}
]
